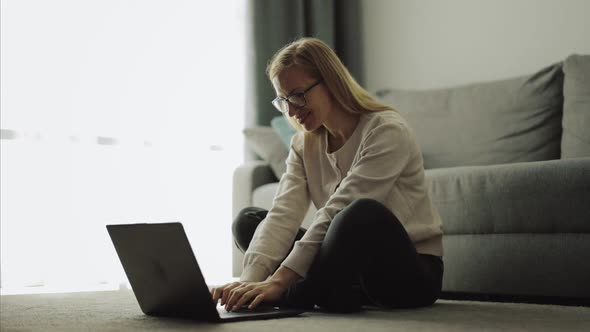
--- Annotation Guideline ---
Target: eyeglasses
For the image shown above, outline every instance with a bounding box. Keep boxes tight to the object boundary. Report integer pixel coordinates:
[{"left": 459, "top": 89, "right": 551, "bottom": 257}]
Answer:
[{"left": 271, "top": 79, "right": 323, "bottom": 113}]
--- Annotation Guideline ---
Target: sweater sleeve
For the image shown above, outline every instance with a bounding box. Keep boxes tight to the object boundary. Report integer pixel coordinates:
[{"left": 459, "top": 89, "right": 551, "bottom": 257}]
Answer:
[
  {"left": 280, "top": 123, "right": 411, "bottom": 278},
  {"left": 240, "top": 133, "right": 311, "bottom": 282}
]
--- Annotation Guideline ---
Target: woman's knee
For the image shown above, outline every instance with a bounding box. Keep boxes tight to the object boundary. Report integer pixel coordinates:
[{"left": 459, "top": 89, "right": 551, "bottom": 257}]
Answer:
[
  {"left": 232, "top": 207, "right": 267, "bottom": 252},
  {"left": 317, "top": 199, "right": 388, "bottom": 261},
  {"left": 322, "top": 198, "right": 408, "bottom": 259},
  {"left": 332, "top": 198, "right": 397, "bottom": 233},
  {"left": 232, "top": 207, "right": 266, "bottom": 232},
  {"left": 347, "top": 198, "right": 393, "bottom": 218}
]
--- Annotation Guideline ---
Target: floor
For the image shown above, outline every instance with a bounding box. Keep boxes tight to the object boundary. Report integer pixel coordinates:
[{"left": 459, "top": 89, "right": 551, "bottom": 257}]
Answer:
[{"left": 1, "top": 289, "right": 589, "bottom": 331}]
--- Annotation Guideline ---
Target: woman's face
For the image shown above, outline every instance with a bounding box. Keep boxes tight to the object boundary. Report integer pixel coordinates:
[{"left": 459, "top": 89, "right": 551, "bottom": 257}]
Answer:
[{"left": 272, "top": 65, "right": 332, "bottom": 132}]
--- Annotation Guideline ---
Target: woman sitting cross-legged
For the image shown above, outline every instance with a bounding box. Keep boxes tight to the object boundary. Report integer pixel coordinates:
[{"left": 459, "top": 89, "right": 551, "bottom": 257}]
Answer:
[{"left": 210, "top": 37, "right": 444, "bottom": 313}]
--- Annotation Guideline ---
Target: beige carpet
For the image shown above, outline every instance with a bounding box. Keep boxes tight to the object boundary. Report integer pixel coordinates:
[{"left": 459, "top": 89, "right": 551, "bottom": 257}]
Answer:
[{"left": 1, "top": 289, "right": 589, "bottom": 331}]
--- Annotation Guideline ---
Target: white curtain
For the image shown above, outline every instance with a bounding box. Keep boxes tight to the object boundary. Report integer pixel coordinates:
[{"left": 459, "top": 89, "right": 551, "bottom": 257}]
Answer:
[{"left": 0, "top": 0, "right": 245, "bottom": 294}]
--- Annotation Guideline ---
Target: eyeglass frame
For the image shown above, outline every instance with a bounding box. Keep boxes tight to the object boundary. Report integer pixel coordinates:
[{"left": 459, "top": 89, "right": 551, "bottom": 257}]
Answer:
[{"left": 271, "top": 79, "right": 323, "bottom": 113}]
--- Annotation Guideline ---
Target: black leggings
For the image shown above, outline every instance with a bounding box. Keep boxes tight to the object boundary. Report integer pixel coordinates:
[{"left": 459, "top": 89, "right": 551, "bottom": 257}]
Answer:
[{"left": 233, "top": 198, "right": 443, "bottom": 311}]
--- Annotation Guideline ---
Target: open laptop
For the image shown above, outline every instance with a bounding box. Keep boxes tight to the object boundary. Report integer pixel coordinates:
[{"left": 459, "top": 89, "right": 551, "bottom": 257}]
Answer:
[{"left": 106, "top": 222, "right": 305, "bottom": 322}]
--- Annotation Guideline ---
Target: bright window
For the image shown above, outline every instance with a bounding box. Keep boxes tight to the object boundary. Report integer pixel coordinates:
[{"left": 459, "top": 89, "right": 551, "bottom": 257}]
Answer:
[{"left": 0, "top": 0, "right": 245, "bottom": 294}]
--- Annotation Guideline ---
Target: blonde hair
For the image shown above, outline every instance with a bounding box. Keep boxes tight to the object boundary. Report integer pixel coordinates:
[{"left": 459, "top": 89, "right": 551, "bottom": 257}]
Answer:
[{"left": 267, "top": 37, "right": 394, "bottom": 131}]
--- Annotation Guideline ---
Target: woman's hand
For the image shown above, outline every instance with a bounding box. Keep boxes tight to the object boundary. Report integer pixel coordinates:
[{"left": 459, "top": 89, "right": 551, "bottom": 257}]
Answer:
[{"left": 210, "top": 280, "right": 287, "bottom": 311}]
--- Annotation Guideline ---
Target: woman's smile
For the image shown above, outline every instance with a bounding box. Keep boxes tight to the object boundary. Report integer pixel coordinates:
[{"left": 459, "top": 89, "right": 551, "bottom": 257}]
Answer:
[{"left": 296, "top": 110, "right": 311, "bottom": 124}]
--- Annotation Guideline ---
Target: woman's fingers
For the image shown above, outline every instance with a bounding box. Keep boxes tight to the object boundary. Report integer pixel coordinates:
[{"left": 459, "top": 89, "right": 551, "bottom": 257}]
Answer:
[
  {"left": 210, "top": 283, "right": 229, "bottom": 304},
  {"left": 225, "top": 284, "right": 245, "bottom": 311},
  {"left": 221, "top": 282, "right": 244, "bottom": 305},
  {"left": 248, "top": 293, "right": 265, "bottom": 310},
  {"left": 232, "top": 289, "right": 261, "bottom": 311},
  {"left": 217, "top": 281, "right": 284, "bottom": 311},
  {"left": 210, "top": 287, "right": 221, "bottom": 303},
  {"left": 225, "top": 284, "right": 255, "bottom": 311}
]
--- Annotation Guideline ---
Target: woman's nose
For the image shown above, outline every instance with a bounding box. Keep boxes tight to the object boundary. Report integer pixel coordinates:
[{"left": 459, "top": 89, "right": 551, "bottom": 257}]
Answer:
[{"left": 287, "top": 103, "right": 299, "bottom": 117}]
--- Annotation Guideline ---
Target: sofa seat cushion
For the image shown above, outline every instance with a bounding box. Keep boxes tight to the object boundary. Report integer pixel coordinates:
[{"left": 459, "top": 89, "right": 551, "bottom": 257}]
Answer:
[
  {"left": 377, "top": 63, "right": 564, "bottom": 169},
  {"left": 426, "top": 158, "right": 590, "bottom": 235}
]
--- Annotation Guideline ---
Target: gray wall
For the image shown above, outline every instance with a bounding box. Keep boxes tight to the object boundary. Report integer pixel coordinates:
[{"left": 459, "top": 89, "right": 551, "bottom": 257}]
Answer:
[{"left": 361, "top": 0, "right": 590, "bottom": 91}]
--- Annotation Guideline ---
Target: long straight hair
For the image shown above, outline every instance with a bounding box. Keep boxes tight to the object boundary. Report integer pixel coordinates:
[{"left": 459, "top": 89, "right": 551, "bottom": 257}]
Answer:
[{"left": 267, "top": 37, "right": 394, "bottom": 131}]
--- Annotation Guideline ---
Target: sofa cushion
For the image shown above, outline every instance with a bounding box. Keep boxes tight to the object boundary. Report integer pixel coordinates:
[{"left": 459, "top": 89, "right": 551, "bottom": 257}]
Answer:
[
  {"left": 271, "top": 116, "right": 297, "bottom": 149},
  {"left": 426, "top": 158, "right": 590, "bottom": 235},
  {"left": 243, "top": 127, "right": 288, "bottom": 179},
  {"left": 378, "top": 63, "right": 564, "bottom": 169},
  {"left": 561, "top": 54, "right": 590, "bottom": 158}
]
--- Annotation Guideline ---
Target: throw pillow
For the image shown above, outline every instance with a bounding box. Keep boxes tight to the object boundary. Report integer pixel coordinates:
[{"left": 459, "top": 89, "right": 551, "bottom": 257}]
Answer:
[
  {"left": 377, "top": 63, "right": 564, "bottom": 169},
  {"left": 561, "top": 54, "right": 590, "bottom": 158},
  {"left": 271, "top": 116, "right": 297, "bottom": 149},
  {"left": 243, "top": 126, "right": 288, "bottom": 179}
]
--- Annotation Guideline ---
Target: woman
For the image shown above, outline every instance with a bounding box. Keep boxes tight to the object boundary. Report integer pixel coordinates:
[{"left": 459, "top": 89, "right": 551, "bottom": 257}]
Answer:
[{"left": 211, "top": 37, "right": 444, "bottom": 313}]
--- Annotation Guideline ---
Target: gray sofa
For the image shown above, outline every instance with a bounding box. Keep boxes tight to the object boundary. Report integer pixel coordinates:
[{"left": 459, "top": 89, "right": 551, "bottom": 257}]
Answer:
[{"left": 232, "top": 54, "right": 590, "bottom": 304}]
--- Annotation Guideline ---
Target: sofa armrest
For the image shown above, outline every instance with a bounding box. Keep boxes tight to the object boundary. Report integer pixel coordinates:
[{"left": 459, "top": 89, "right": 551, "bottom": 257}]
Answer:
[
  {"left": 231, "top": 161, "right": 278, "bottom": 277},
  {"left": 232, "top": 160, "right": 278, "bottom": 219}
]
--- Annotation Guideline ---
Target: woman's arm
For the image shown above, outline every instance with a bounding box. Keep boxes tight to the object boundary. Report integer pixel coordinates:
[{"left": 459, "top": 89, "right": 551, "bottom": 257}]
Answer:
[
  {"left": 270, "top": 265, "right": 303, "bottom": 288},
  {"left": 240, "top": 133, "right": 311, "bottom": 282}
]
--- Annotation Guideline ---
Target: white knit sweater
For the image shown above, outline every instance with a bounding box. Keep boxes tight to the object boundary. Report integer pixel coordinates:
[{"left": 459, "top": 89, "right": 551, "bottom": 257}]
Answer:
[{"left": 241, "top": 110, "right": 443, "bottom": 282}]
